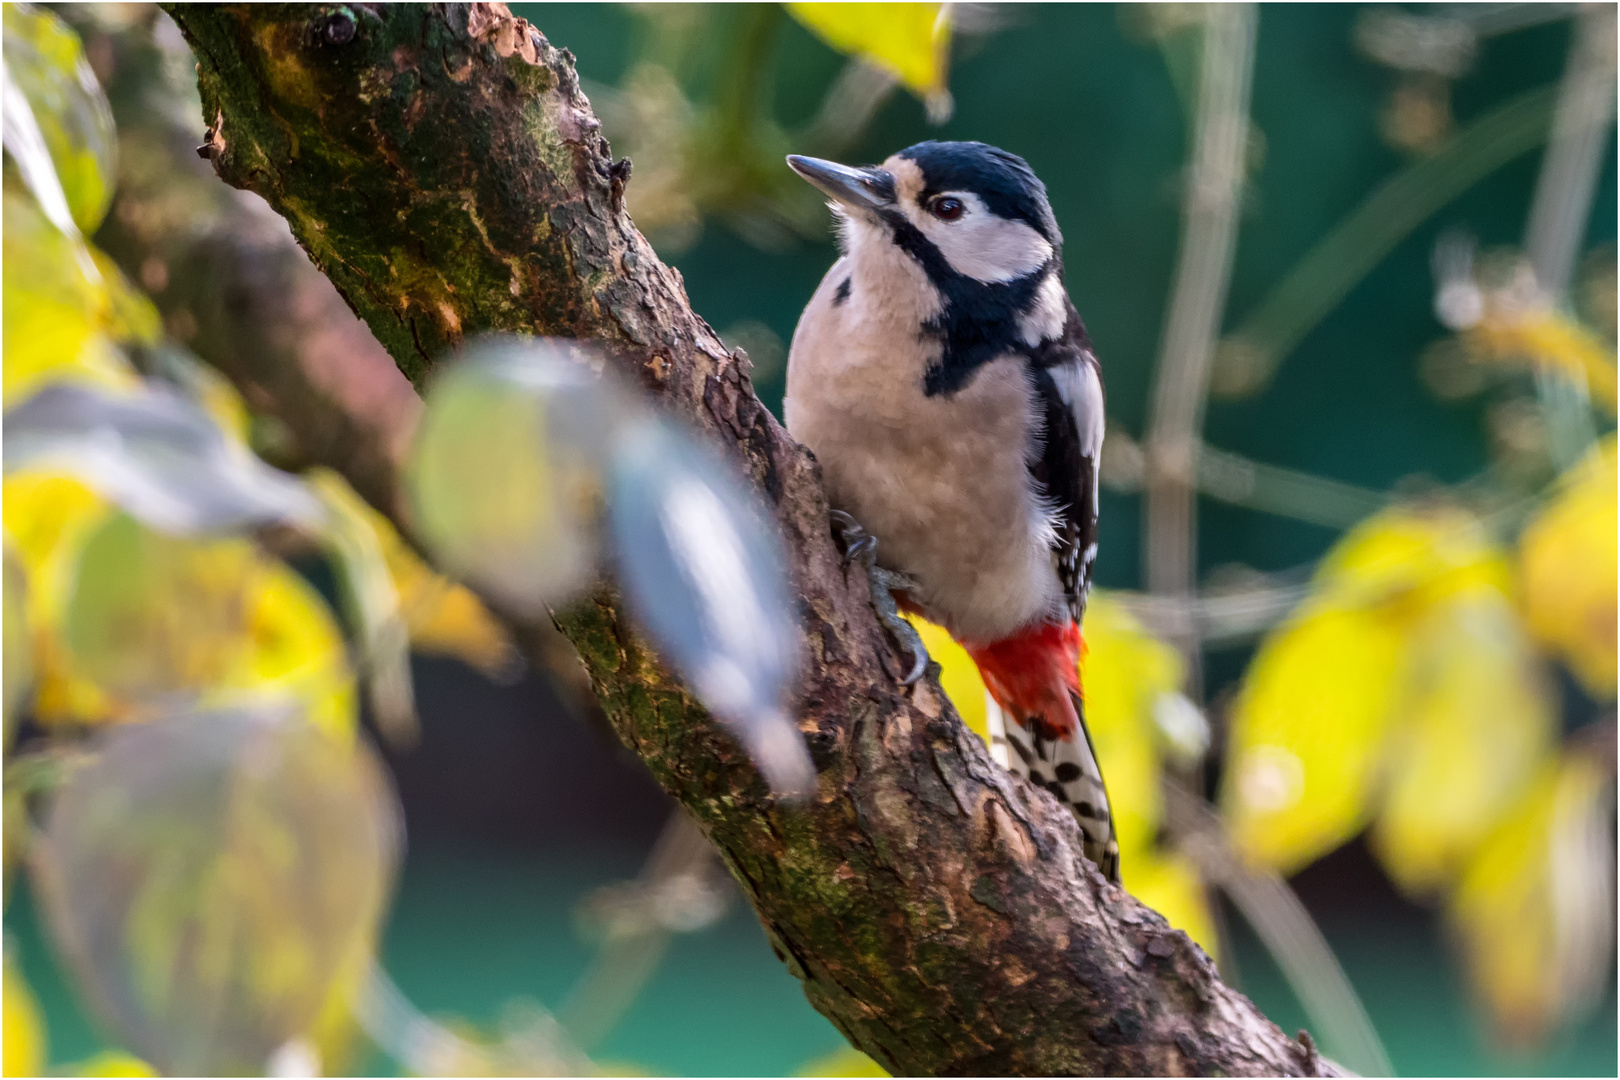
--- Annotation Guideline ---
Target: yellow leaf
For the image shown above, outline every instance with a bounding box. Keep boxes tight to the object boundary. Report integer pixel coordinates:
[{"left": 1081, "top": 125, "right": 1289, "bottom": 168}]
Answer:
[
  {"left": 1518, "top": 436, "right": 1617, "bottom": 699},
  {"left": 1372, "top": 592, "right": 1556, "bottom": 896},
  {"left": 1120, "top": 849, "right": 1219, "bottom": 960},
  {"left": 1223, "top": 506, "right": 1518, "bottom": 874},
  {"left": 1080, "top": 595, "right": 1183, "bottom": 861},
  {"left": 3, "top": 474, "right": 122, "bottom": 726},
  {"left": 3, "top": 948, "right": 47, "bottom": 1078},
  {"left": 1315, "top": 504, "right": 1509, "bottom": 617},
  {"left": 2, "top": 190, "right": 140, "bottom": 407},
  {"left": 1374, "top": 586, "right": 1557, "bottom": 896},
  {"left": 798, "top": 1045, "right": 889, "bottom": 1077},
  {"left": 1448, "top": 751, "right": 1613, "bottom": 1048},
  {"left": 785, "top": 3, "right": 952, "bottom": 105},
  {"left": 61, "top": 512, "right": 259, "bottom": 701},
  {"left": 232, "top": 558, "right": 357, "bottom": 743},
  {"left": 68, "top": 1051, "right": 158, "bottom": 1077},
  {"left": 1223, "top": 602, "right": 1404, "bottom": 874},
  {"left": 5, "top": 476, "right": 355, "bottom": 735}
]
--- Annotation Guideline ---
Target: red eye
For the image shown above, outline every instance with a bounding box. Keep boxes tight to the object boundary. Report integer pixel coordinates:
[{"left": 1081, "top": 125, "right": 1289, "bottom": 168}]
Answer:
[{"left": 930, "top": 196, "right": 965, "bottom": 221}]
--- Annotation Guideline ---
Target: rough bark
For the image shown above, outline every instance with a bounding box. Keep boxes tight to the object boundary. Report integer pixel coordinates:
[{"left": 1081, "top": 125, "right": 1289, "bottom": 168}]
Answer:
[{"left": 161, "top": 5, "right": 1336, "bottom": 1074}]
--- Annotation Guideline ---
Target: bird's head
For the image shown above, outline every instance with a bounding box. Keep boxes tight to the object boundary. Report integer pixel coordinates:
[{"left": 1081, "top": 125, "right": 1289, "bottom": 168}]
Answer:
[{"left": 787, "top": 140, "right": 1061, "bottom": 287}]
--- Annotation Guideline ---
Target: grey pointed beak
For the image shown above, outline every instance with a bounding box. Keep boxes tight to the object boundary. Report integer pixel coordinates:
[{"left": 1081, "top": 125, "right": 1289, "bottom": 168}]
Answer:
[{"left": 786, "top": 155, "right": 895, "bottom": 212}]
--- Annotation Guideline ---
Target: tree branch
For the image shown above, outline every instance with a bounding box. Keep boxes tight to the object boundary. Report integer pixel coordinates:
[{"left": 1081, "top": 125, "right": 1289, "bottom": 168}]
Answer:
[{"left": 160, "top": 4, "right": 1336, "bottom": 1073}]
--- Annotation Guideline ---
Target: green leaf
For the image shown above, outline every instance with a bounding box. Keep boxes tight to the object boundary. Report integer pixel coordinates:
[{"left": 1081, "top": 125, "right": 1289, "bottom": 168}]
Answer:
[{"left": 31, "top": 705, "right": 401, "bottom": 1076}]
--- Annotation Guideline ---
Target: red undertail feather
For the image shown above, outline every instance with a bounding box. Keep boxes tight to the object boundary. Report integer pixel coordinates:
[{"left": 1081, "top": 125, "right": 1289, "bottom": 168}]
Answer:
[
  {"left": 963, "top": 619, "right": 1085, "bottom": 739},
  {"left": 964, "top": 619, "right": 1119, "bottom": 883}
]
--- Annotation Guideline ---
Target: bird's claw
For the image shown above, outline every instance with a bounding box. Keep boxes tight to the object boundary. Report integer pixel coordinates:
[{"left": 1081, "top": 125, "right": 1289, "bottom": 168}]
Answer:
[
  {"left": 828, "top": 509, "right": 875, "bottom": 566},
  {"left": 829, "top": 511, "right": 930, "bottom": 686}
]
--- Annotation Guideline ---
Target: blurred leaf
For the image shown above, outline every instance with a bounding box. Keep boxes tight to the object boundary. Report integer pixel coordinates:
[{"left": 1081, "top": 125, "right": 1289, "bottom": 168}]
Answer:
[
  {"left": 786, "top": 3, "right": 951, "bottom": 115},
  {"left": 798, "top": 1045, "right": 889, "bottom": 1077},
  {"left": 1519, "top": 436, "right": 1617, "bottom": 699},
  {"left": 1080, "top": 594, "right": 1185, "bottom": 861},
  {"left": 4, "top": 381, "right": 320, "bottom": 536},
  {"left": 1224, "top": 506, "right": 1509, "bottom": 874},
  {"left": 609, "top": 418, "right": 811, "bottom": 799},
  {"left": 1224, "top": 602, "right": 1403, "bottom": 874},
  {"left": 1121, "top": 849, "right": 1218, "bottom": 960},
  {"left": 1373, "top": 592, "right": 1556, "bottom": 897},
  {"left": 68, "top": 1050, "right": 158, "bottom": 1076},
  {"left": 1, "top": 3, "right": 117, "bottom": 234},
  {"left": 1, "top": 190, "right": 143, "bottom": 407},
  {"left": 305, "top": 948, "right": 370, "bottom": 1078},
  {"left": 31, "top": 705, "right": 401, "bottom": 1076},
  {"left": 140, "top": 345, "right": 254, "bottom": 446},
  {"left": 3, "top": 473, "right": 122, "bottom": 726},
  {"left": 4, "top": 546, "right": 31, "bottom": 745},
  {"left": 407, "top": 341, "right": 613, "bottom": 615},
  {"left": 305, "top": 469, "right": 416, "bottom": 745},
  {"left": 1448, "top": 750, "right": 1615, "bottom": 1048},
  {"left": 1465, "top": 308, "right": 1618, "bottom": 414},
  {"left": 4, "top": 945, "right": 47, "bottom": 1078},
  {"left": 62, "top": 512, "right": 254, "bottom": 702},
  {"left": 55, "top": 511, "right": 355, "bottom": 737}
]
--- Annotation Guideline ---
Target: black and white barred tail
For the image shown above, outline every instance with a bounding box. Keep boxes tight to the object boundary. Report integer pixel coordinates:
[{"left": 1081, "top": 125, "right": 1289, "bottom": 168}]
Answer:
[{"left": 988, "top": 693, "right": 1120, "bottom": 882}]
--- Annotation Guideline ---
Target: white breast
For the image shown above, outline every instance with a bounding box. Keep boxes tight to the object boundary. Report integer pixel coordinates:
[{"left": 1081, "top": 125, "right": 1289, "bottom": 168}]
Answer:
[{"left": 785, "top": 240, "right": 1065, "bottom": 645}]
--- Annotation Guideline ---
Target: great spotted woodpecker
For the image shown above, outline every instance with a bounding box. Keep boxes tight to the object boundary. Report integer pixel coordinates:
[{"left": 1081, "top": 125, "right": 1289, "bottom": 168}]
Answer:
[{"left": 783, "top": 141, "right": 1118, "bottom": 881}]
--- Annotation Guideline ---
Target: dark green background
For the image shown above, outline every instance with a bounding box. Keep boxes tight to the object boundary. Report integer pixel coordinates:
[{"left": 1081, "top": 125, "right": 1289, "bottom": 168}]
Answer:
[{"left": 9, "top": 4, "right": 1615, "bottom": 1076}]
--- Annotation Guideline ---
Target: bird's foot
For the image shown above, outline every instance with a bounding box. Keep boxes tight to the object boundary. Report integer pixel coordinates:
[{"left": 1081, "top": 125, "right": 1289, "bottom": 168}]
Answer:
[{"left": 829, "top": 510, "right": 929, "bottom": 686}]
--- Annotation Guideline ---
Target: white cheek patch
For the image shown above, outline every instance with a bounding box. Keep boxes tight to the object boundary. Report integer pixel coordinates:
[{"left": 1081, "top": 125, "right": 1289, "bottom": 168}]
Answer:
[{"left": 907, "top": 192, "right": 1053, "bottom": 284}]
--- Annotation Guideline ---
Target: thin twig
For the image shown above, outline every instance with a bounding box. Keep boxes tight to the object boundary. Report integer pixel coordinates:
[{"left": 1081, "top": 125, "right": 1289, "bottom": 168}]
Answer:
[
  {"left": 556, "top": 810, "right": 729, "bottom": 1050},
  {"left": 1144, "top": 2, "right": 1258, "bottom": 668}
]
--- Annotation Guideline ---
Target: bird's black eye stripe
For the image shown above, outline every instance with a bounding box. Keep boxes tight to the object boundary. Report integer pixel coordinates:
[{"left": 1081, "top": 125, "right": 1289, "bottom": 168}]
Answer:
[{"left": 929, "top": 196, "right": 966, "bottom": 221}]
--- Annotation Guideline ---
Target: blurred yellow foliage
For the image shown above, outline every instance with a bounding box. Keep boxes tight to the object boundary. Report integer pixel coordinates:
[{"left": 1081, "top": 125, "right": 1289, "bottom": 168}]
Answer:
[
  {"left": 4, "top": 474, "right": 123, "bottom": 724},
  {"left": 907, "top": 615, "right": 989, "bottom": 744},
  {"left": 2, "top": 190, "right": 145, "bottom": 407},
  {"left": 1448, "top": 750, "right": 1613, "bottom": 1047},
  {"left": 68, "top": 1051, "right": 158, "bottom": 1077},
  {"left": 3, "top": 495, "right": 356, "bottom": 739},
  {"left": 798, "top": 1045, "right": 889, "bottom": 1077},
  {"left": 908, "top": 594, "right": 1216, "bottom": 957},
  {"left": 329, "top": 473, "right": 518, "bottom": 679},
  {"left": 1465, "top": 307, "right": 1617, "bottom": 413},
  {"left": 1373, "top": 594, "right": 1554, "bottom": 895},
  {"left": 786, "top": 3, "right": 951, "bottom": 107},
  {"left": 1518, "top": 436, "right": 1617, "bottom": 699},
  {"left": 1223, "top": 505, "right": 1546, "bottom": 882},
  {"left": 1, "top": 3, "right": 117, "bottom": 234},
  {"left": 3, "top": 949, "right": 46, "bottom": 1078},
  {"left": 1121, "top": 850, "right": 1218, "bottom": 957},
  {"left": 1079, "top": 595, "right": 1185, "bottom": 861},
  {"left": 1223, "top": 595, "right": 1405, "bottom": 875}
]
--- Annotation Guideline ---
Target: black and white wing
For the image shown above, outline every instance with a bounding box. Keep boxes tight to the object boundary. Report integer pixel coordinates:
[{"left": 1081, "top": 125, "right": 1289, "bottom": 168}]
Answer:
[{"left": 1029, "top": 300, "right": 1104, "bottom": 622}]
